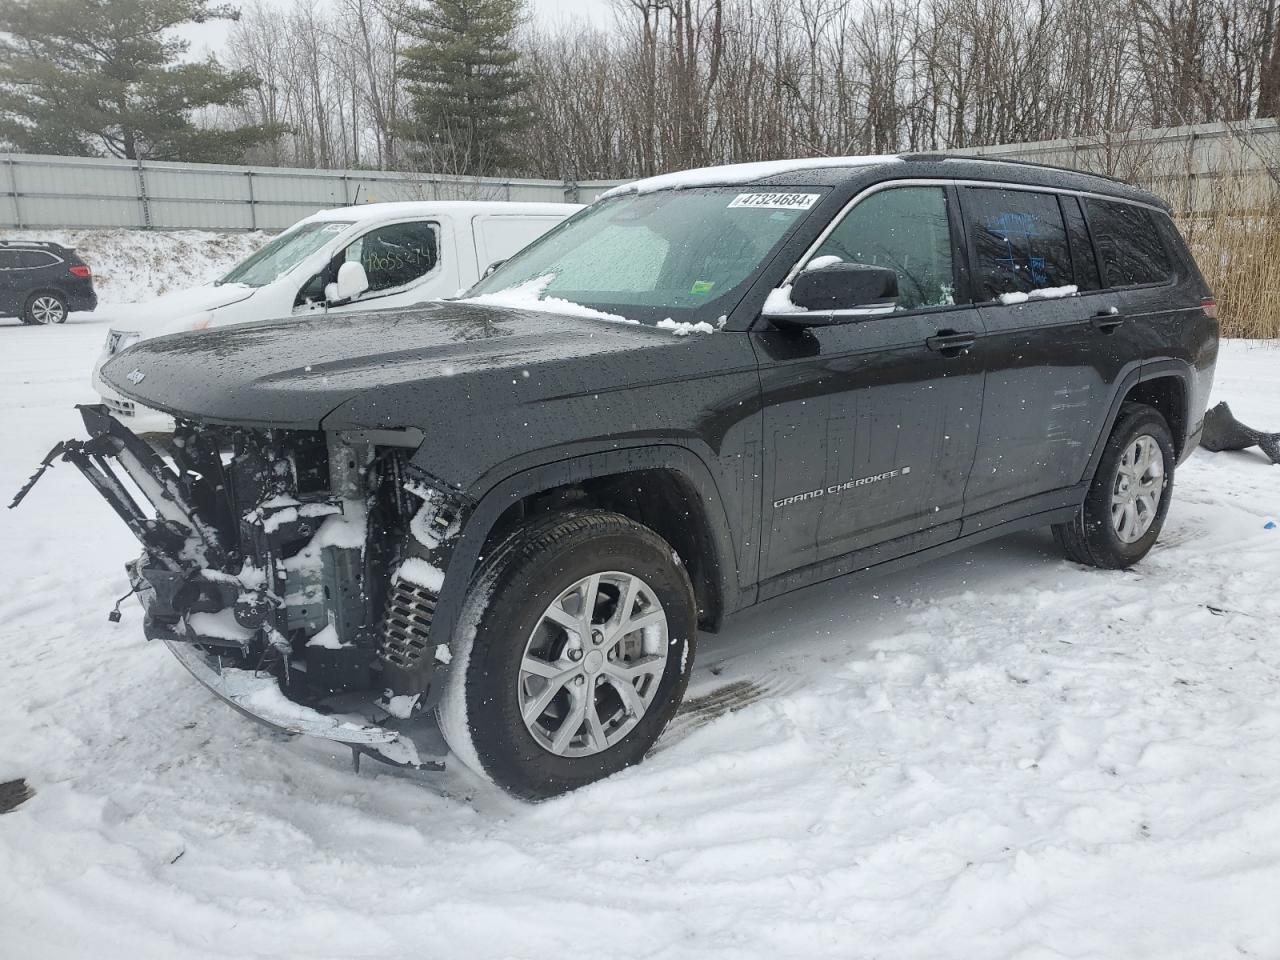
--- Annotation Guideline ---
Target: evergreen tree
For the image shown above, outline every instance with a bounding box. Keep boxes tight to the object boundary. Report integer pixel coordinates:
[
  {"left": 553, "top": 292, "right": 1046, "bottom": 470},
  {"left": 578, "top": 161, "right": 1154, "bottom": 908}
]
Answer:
[
  {"left": 0, "top": 0, "right": 282, "bottom": 161},
  {"left": 400, "top": 0, "right": 530, "bottom": 176}
]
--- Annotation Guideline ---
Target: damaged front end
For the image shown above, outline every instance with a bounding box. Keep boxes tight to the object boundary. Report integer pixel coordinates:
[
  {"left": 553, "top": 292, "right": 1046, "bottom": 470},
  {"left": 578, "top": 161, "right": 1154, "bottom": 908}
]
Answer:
[{"left": 11, "top": 405, "right": 467, "bottom": 772}]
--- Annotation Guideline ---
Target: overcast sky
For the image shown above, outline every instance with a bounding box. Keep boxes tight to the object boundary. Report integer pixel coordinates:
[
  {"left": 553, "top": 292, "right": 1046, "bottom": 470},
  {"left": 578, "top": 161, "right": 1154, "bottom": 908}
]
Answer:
[{"left": 181, "top": 0, "right": 617, "bottom": 57}]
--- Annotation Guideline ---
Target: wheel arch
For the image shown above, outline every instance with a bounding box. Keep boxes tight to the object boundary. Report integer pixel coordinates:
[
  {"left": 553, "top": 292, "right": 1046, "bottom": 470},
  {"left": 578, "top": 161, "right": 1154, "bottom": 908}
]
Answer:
[
  {"left": 425, "top": 445, "right": 744, "bottom": 652},
  {"left": 23, "top": 288, "right": 69, "bottom": 321},
  {"left": 1084, "top": 362, "right": 1192, "bottom": 482}
]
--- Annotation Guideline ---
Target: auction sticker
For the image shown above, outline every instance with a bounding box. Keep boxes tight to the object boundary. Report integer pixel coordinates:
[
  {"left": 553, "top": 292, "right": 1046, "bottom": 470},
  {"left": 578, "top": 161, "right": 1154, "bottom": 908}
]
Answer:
[{"left": 728, "top": 192, "right": 820, "bottom": 210}]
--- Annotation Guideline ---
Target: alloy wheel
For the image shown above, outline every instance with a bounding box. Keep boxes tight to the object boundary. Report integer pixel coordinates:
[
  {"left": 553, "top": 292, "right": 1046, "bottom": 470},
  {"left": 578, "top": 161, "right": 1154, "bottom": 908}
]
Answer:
[
  {"left": 518, "top": 571, "right": 669, "bottom": 758},
  {"left": 31, "top": 296, "right": 66, "bottom": 324},
  {"left": 1111, "top": 434, "right": 1165, "bottom": 543}
]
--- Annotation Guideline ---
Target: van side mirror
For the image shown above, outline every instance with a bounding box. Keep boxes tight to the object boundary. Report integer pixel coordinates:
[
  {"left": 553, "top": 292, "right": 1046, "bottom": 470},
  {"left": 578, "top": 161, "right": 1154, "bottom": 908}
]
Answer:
[
  {"left": 767, "top": 263, "right": 899, "bottom": 327},
  {"left": 483, "top": 259, "right": 507, "bottom": 279},
  {"left": 327, "top": 261, "right": 370, "bottom": 303}
]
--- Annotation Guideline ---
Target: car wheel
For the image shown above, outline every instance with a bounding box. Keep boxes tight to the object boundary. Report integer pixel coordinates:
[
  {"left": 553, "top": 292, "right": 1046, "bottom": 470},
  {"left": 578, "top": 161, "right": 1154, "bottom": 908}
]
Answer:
[
  {"left": 437, "top": 510, "right": 696, "bottom": 800},
  {"left": 24, "top": 292, "right": 68, "bottom": 325},
  {"left": 1053, "top": 402, "right": 1175, "bottom": 569}
]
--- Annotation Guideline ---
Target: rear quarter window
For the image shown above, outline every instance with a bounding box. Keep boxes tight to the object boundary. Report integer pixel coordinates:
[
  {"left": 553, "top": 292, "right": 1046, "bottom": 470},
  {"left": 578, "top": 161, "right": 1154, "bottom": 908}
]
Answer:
[{"left": 1083, "top": 199, "right": 1173, "bottom": 287}]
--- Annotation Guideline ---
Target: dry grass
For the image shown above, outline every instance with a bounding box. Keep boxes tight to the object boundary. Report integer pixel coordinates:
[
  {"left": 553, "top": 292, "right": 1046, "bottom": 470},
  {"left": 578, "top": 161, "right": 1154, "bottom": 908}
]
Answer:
[
  {"left": 1141, "top": 160, "right": 1280, "bottom": 340},
  {"left": 1176, "top": 205, "right": 1280, "bottom": 339}
]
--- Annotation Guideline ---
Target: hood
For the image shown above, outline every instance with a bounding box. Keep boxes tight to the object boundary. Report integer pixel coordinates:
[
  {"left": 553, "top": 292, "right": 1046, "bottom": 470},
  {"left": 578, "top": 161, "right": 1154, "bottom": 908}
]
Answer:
[
  {"left": 101, "top": 301, "right": 678, "bottom": 430},
  {"left": 100, "top": 284, "right": 256, "bottom": 335}
]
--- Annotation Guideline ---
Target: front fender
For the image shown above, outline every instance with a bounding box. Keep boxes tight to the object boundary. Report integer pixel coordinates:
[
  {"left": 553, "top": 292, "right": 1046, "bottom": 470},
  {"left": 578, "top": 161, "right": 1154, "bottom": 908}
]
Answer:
[{"left": 423, "top": 444, "right": 746, "bottom": 655}]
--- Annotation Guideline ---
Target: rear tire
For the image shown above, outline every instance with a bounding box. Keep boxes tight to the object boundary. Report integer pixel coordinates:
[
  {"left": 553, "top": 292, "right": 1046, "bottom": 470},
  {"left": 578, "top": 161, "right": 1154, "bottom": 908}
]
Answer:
[
  {"left": 1053, "top": 402, "right": 1175, "bottom": 569},
  {"left": 23, "top": 291, "right": 68, "bottom": 325},
  {"left": 437, "top": 510, "right": 696, "bottom": 800}
]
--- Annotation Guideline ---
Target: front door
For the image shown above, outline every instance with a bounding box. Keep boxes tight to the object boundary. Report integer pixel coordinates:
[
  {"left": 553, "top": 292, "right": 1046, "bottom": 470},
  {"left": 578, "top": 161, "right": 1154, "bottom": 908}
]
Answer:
[{"left": 752, "top": 184, "right": 986, "bottom": 587}]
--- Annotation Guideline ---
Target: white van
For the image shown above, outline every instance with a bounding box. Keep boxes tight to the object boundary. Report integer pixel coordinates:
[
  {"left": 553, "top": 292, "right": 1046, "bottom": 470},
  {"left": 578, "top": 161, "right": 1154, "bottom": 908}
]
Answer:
[{"left": 93, "top": 200, "right": 579, "bottom": 432}]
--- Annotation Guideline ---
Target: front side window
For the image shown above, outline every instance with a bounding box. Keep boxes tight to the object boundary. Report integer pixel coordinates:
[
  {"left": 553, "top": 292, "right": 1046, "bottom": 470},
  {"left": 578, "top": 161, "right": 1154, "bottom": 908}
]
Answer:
[
  {"left": 219, "top": 220, "right": 352, "bottom": 288},
  {"left": 466, "top": 187, "right": 823, "bottom": 325},
  {"left": 808, "top": 186, "right": 955, "bottom": 310},
  {"left": 1083, "top": 199, "right": 1173, "bottom": 287},
  {"left": 341, "top": 221, "right": 439, "bottom": 294},
  {"left": 965, "top": 188, "right": 1073, "bottom": 300}
]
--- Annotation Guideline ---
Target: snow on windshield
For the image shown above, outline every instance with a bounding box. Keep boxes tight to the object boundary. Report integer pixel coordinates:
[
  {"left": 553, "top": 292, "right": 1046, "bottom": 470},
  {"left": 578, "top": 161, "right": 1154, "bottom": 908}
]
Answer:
[{"left": 464, "top": 187, "right": 822, "bottom": 327}]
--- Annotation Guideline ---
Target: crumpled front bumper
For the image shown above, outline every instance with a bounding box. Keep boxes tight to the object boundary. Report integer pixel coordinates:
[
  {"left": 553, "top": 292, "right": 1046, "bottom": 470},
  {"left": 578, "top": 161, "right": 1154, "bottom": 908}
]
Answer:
[
  {"left": 127, "top": 557, "right": 446, "bottom": 771},
  {"left": 163, "top": 634, "right": 432, "bottom": 767},
  {"left": 12, "top": 404, "right": 447, "bottom": 773}
]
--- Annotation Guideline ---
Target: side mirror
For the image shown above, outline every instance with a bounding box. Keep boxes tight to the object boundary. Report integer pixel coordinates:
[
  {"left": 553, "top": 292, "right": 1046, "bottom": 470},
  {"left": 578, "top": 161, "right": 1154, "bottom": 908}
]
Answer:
[
  {"left": 483, "top": 259, "right": 507, "bottom": 279},
  {"left": 766, "top": 263, "right": 899, "bottom": 327},
  {"left": 329, "top": 261, "right": 369, "bottom": 303}
]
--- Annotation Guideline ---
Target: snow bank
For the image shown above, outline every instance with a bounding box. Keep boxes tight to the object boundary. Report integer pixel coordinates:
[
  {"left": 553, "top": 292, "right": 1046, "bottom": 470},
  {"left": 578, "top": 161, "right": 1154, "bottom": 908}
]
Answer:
[
  {"left": 0, "top": 228, "right": 269, "bottom": 306},
  {"left": 4, "top": 322, "right": 1280, "bottom": 959}
]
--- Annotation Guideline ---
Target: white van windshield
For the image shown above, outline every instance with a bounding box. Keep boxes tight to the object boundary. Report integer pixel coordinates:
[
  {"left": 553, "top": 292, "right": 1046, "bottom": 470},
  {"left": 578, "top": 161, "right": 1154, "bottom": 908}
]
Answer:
[{"left": 217, "top": 221, "right": 353, "bottom": 288}]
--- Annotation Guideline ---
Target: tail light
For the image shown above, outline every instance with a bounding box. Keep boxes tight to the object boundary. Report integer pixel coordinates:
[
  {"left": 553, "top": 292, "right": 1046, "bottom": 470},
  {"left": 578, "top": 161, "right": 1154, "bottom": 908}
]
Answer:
[
  {"left": 69, "top": 264, "right": 92, "bottom": 278},
  {"left": 1200, "top": 296, "right": 1217, "bottom": 319}
]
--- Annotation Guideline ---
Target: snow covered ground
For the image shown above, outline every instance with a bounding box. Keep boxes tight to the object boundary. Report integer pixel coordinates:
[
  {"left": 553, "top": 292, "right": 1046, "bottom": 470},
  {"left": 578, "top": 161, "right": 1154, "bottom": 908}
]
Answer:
[
  {"left": 0, "top": 229, "right": 267, "bottom": 307},
  {"left": 2, "top": 316, "right": 1279, "bottom": 959}
]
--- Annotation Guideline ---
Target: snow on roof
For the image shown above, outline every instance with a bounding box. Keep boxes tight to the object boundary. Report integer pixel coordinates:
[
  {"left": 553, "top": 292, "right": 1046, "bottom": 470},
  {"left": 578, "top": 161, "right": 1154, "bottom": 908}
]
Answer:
[
  {"left": 301, "top": 199, "right": 582, "bottom": 225},
  {"left": 598, "top": 155, "right": 903, "bottom": 200}
]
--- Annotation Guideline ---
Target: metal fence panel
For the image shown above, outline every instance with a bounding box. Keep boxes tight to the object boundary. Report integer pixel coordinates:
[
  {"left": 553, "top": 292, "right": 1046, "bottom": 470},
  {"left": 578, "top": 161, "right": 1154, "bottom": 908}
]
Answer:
[
  {"left": 0, "top": 153, "right": 622, "bottom": 231},
  {"left": 5, "top": 120, "right": 1272, "bottom": 231}
]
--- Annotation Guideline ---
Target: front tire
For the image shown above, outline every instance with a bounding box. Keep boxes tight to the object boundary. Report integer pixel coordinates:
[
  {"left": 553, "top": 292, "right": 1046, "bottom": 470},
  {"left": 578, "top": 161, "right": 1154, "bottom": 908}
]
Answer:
[
  {"left": 437, "top": 510, "right": 696, "bottom": 800},
  {"left": 24, "top": 291, "right": 68, "bottom": 325},
  {"left": 1053, "top": 402, "right": 1175, "bottom": 569}
]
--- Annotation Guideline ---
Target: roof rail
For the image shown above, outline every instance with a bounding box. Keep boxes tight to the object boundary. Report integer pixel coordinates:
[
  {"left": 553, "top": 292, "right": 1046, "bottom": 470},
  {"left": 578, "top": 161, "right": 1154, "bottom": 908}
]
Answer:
[
  {"left": 0, "top": 239, "right": 71, "bottom": 250},
  {"left": 901, "top": 152, "right": 1131, "bottom": 185}
]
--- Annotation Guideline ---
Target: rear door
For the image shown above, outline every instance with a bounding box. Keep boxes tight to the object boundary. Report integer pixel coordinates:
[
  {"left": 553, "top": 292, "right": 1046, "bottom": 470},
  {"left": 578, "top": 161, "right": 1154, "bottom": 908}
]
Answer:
[
  {"left": 752, "top": 184, "right": 986, "bottom": 585},
  {"left": 958, "top": 186, "right": 1138, "bottom": 525}
]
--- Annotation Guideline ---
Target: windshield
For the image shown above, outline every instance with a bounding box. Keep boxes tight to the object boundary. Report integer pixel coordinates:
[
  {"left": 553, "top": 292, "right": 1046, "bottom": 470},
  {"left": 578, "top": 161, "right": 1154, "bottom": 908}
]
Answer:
[
  {"left": 464, "top": 187, "right": 825, "bottom": 324},
  {"left": 217, "top": 220, "right": 353, "bottom": 287}
]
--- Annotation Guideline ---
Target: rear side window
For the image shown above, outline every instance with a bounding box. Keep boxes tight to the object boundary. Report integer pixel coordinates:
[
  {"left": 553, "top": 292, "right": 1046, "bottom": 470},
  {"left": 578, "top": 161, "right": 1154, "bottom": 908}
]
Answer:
[
  {"left": 1083, "top": 199, "right": 1172, "bottom": 287},
  {"left": 7, "top": 250, "right": 58, "bottom": 269},
  {"left": 810, "top": 186, "right": 955, "bottom": 310},
  {"left": 964, "top": 188, "right": 1073, "bottom": 300}
]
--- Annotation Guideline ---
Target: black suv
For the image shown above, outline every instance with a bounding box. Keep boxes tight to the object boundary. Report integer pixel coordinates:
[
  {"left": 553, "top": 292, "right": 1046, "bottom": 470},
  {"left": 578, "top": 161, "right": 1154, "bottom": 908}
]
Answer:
[
  {"left": 14, "top": 156, "right": 1217, "bottom": 799},
  {"left": 0, "top": 240, "right": 97, "bottom": 324}
]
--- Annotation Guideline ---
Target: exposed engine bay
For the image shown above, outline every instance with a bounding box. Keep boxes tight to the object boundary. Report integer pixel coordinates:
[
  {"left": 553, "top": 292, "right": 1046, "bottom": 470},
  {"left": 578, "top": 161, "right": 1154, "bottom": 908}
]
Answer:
[{"left": 11, "top": 405, "right": 465, "bottom": 770}]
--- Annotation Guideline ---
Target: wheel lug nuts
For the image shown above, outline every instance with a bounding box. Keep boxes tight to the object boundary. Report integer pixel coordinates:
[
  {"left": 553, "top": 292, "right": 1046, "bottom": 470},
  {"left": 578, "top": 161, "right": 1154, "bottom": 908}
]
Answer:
[
  {"left": 568, "top": 648, "right": 583, "bottom": 661},
  {"left": 591, "top": 630, "right": 603, "bottom": 645},
  {"left": 574, "top": 675, "right": 585, "bottom": 686}
]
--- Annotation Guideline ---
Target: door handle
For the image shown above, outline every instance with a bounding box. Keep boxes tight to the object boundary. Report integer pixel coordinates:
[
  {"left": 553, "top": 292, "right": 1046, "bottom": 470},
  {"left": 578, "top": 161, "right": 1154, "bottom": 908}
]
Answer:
[
  {"left": 925, "top": 330, "right": 977, "bottom": 355},
  {"left": 1091, "top": 309, "right": 1125, "bottom": 333}
]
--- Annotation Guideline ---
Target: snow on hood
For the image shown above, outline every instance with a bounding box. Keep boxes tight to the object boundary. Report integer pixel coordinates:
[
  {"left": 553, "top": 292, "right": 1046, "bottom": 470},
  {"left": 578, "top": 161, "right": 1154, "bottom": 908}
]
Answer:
[
  {"left": 97, "top": 283, "right": 256, "bottom": 334},
  {"left": 454, "top": 275, "right": 634, "bottom": 325},
  {"left": 599, "top": 155, "right": 903, "bottom": 200}
]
